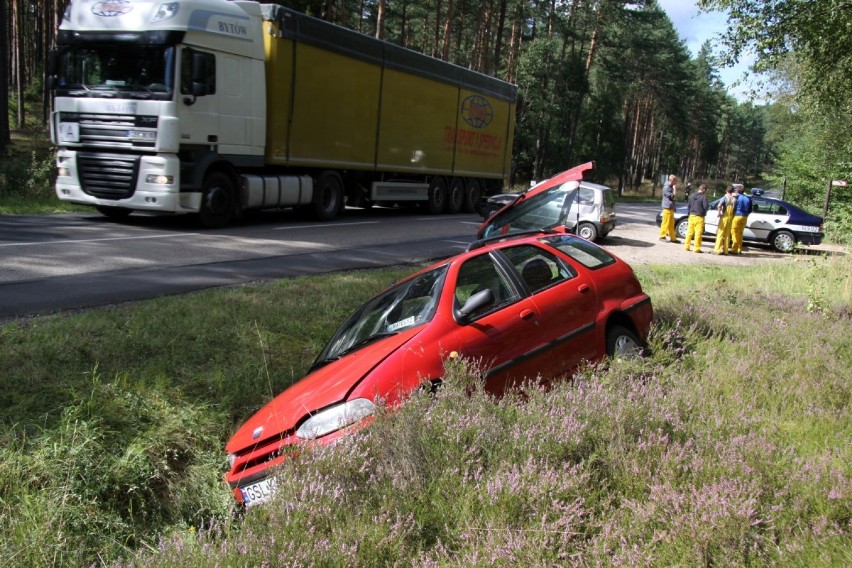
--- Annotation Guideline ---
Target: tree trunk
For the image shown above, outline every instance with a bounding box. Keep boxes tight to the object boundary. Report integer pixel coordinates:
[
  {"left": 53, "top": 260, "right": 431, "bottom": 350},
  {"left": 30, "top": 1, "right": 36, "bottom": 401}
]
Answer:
[
  {"left": 441, "top": 0, "right": 455, "bottom": 61},
  {"left": 375, "top": 0, "right": 385, "bottom": 39},
  {"left": 13, "top": 0, "right": 25, "bottom": 129},
  {"left": 0, "top": 0, "right": 9, "bottom": 151},
  {"left": 433, "top": 0, "right": 442, "bottom": 57},
  {"left": 564, "top": 1, "right": 600, "bottom": 166},
  {"left": 493, "top": 0, "right": 507, "bottom": 76}
]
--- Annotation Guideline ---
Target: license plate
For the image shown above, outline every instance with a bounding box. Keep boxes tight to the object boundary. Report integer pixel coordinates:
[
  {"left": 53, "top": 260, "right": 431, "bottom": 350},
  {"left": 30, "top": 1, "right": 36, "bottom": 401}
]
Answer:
[
  {"left": 240, "top": 476, "right": 278, "bottom": 508},
  {"left": 58, "top": 122, "right": 79, "bottom": 143},
  {"left": 799, "top": 225, "right": 819, "bottom": 233}
]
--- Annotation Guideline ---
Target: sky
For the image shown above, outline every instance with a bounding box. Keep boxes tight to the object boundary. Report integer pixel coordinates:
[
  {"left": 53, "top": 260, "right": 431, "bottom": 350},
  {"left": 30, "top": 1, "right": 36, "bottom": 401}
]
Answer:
[{"left": 655, "top": 0, "right": 758, "bottom": 102}]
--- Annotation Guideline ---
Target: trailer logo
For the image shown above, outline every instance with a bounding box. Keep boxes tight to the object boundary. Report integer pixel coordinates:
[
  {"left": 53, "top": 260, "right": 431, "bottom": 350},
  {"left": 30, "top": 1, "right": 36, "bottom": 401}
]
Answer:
[
  {"left": 461, "top": 95, "right": 493, "bottom": 128},
  {"left": 91, "top": 0, "right": 133, "bottom": 17}
]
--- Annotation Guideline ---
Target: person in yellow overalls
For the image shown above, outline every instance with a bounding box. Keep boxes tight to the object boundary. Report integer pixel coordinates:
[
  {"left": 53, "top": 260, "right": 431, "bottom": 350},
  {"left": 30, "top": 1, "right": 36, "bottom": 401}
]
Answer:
[
  {"left": 730, "top": 185, "right": 752, "bottom": 255},
  {"left": 684, "top": 184, "right": 709, "bottom": 253},
  {"left": 713, "top": 185, "right": 737, "bottom": 255}
]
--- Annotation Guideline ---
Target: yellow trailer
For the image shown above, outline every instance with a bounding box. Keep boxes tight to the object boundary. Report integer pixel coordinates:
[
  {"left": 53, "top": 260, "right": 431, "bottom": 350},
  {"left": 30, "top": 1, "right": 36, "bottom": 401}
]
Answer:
[{"left": 260, "top": 6, "right": 516, "bottom": 216}]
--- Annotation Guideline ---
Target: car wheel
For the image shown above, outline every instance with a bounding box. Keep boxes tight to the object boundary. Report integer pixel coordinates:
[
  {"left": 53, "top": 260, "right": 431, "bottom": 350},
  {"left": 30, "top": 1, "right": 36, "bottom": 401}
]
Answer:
[
  {"left": 427, "top": 177, "right": 448, "bottom": 215},
  {"left": 313, "top": 171, "right": 344, "bottom": 221},
  {"left": 676, "top": 218, "right": 689, "bottom": 239},
  {"left": 606, "top": 325, "right": 642, "bottom": 359},
  {"left": 577, "top": 222, "right": 598, "bottom": 241},
  {"left": 447, "top": 177, "right": 465, "bottom": 214},
  {"left": 95, "top": 206, "right": 132, "bottom": 220},
  {"left": 771, "top": 230, "right": 796, "bottom": 253},
  {"left": 198, "top": 171, "right": 236, "bottom": 229}
]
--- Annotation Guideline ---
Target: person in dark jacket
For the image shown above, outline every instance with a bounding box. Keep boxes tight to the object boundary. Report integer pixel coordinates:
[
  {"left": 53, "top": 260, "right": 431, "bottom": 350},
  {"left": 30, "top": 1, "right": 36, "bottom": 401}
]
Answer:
[
  {"left": 658, "top": 174, "right": 679, "bottom": 243},
  {"left": 684, "top": 184, "right": 709, "bottom": 253}
]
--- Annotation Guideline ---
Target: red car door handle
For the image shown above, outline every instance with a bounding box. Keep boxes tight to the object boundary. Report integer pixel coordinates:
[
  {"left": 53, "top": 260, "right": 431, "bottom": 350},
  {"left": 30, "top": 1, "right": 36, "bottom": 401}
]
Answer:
[
  {"left": 519, "top": 309, "right": 535, "bottom": 320},
  {"left": 578, "top": 284, "right": 590, "bottom": 293}
]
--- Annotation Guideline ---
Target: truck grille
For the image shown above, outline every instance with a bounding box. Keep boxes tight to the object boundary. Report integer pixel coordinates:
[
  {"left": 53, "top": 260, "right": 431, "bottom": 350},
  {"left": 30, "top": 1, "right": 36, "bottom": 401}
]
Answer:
[
  {"left": 77, "top": 153, "right": 140, "bottom": 199},
  {"left": 60, "top": 112, "right": 157, "bottom": 149}
]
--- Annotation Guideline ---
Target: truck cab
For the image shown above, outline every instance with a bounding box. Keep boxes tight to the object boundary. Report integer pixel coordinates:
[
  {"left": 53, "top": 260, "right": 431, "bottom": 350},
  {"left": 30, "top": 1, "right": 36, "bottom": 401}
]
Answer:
[{"left": 50, "top": 0, "right": 266, "bottom": 226}]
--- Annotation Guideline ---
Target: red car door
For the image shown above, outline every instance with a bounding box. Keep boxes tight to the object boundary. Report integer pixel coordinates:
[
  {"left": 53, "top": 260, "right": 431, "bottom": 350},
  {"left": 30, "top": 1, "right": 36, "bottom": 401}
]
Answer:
[
  {"left": 498, "top": 244, "right": 599, "bottom": 375},
  {"left": 448, "top": 251, "right": 558, "bottom": 394}
]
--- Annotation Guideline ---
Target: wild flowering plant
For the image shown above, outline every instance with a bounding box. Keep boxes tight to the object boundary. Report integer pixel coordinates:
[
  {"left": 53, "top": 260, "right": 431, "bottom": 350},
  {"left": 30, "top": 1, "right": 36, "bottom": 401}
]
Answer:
[
  {"left": 124, "top": 297, "right": 849, "bottom": 567},
  {"left": 108, "top": 259, "right": 850, "bottom": 567}
]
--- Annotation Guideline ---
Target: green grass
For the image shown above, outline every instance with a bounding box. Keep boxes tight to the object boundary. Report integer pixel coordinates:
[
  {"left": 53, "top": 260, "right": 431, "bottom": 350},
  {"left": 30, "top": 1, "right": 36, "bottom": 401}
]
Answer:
[{"left": 0, "top": 231, "right": 850, "bottom": 564}]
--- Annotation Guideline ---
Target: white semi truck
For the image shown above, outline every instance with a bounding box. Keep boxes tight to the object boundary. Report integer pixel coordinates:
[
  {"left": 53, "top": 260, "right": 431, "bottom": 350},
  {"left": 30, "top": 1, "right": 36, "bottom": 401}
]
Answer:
[{"left": 48, "top": 0, "right": 517, "bottom": 227}]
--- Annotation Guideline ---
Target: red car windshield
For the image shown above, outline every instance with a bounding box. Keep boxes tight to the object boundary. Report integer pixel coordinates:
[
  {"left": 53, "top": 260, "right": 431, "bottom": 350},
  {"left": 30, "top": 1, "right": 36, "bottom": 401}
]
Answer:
[{"left": 315, "top": 265, "right": 449, "bottom": 363}]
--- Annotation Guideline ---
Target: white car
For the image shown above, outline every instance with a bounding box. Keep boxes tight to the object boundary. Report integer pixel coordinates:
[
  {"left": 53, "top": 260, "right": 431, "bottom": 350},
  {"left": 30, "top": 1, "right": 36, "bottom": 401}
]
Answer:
[{"left": 479, "top": 163, "right": 616, "bottom": 242}]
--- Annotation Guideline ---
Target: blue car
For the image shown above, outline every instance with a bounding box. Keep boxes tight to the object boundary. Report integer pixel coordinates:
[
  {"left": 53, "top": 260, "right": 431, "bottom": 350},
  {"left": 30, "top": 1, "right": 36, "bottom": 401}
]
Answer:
[{"left": 657, "top": 193, "right": 823, "bottom": 253}]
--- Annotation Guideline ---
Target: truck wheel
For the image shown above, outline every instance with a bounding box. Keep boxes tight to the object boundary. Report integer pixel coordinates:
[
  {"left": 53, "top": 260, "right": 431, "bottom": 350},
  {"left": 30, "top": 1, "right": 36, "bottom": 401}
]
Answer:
[
  {"left": 199, "top": 172, "right": 236, "bottom": 229},
  {"left": 313, "top": 171, "right": 344, "bottom": 221},
  {"left": 447, "top": 178, "right": 465, "bottom": 214},
  {"left": 95, "top": 206, "right": 132, "bottom": 220},
  {"left": 427, "top": 177, "right": 448, "bottom": 215},
  {"left": 464, "top": 179, "right": 482, "bottom": 214}
]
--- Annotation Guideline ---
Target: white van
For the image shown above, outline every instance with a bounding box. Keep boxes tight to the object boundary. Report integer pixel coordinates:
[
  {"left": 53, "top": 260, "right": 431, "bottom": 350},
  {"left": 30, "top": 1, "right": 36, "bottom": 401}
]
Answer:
[{"left": 479, "top": 179, "right": 617, "bottom": 242}]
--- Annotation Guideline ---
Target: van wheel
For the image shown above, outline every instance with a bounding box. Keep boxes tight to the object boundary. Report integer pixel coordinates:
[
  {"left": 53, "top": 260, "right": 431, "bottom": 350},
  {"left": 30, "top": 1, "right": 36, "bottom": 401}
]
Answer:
[
  {"left": 578, "top": 222, "right": 598, "bottom": 241},
  {"left": 427, "top": 177, "right": 448, "bottom": 215},
  {"left": 199, "top": 172, "right": 236, "bottom": 229},
  {"left": 464, "top": 179, "right": 482, "bottom": 214},
  {"left": 313, "top": 171, "right": 344, "bottom": 221},
  {"left": 447, "top": 178, "right": 465, "bottom": 214}
]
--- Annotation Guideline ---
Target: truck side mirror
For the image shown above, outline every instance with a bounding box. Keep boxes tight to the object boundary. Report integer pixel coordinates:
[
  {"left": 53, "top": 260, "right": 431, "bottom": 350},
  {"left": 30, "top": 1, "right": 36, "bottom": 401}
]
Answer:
[
  {"left": 191, "top": 53, "right": 209, "bottom": 96},
  {"left": 191, "top": 81, "right": 208, "bottom": 97},
  {"left": 47, "top": 50, "right": 58, "bottom": 90}
]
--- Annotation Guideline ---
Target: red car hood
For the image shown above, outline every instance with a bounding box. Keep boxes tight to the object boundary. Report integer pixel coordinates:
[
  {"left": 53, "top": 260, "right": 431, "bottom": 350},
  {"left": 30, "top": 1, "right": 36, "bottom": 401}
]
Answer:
[{"left": 226, "top": 328, "right": 421, "bottom": 453}]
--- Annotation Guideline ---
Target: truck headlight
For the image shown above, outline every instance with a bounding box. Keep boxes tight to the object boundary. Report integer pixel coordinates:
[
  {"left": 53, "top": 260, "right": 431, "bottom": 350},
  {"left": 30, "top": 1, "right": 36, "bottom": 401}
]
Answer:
[
  {"left": 57, "top": 167, "right": 71, "bottom": 177},
  {"left": 146, "top": 174, "right": 174, "bottom": 185},
  {"left": 228, "top": 453, "right": 237, "bottom": 469},
  {"left": 295, "top": 399, "right": 375, "bottom": 440}
]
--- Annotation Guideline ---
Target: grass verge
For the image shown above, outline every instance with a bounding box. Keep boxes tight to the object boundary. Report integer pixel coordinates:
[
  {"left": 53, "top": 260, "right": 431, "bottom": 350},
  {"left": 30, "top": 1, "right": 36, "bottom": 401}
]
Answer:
[{"left": 0, "top": 257, "right": 849, "bottom": 566}]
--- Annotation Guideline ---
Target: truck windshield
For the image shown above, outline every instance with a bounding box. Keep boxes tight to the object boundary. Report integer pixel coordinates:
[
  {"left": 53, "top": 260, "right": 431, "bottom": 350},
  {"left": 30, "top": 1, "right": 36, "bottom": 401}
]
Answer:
[{"left": 56, "top": 44, "right": 175, "bottom": 100}]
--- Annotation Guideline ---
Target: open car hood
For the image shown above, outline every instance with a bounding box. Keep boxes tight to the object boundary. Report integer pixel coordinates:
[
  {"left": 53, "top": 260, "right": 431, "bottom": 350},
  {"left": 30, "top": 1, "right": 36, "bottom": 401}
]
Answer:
[
  {"left": 226, "top": 328, "right": 421, "bottom": 453},
  {"left": 477, "top": 161, "right": 595, "bottom": 238}
]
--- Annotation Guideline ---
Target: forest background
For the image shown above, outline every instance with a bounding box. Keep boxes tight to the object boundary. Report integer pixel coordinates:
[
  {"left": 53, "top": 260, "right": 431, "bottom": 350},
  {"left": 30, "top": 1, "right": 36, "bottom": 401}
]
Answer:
[{"left": 0, "top": 0, "right": 850, "bottom": 241}]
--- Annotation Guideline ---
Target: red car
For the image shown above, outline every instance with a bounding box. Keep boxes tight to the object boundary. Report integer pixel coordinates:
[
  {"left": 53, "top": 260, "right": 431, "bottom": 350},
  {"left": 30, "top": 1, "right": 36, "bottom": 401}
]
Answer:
[{"left": 225, "top": 231, "right": 653, "bottom": 507}]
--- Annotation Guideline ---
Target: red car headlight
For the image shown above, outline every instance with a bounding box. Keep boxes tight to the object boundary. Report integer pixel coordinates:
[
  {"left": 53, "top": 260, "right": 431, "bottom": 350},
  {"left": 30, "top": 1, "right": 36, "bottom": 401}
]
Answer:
[{"left": 295, "top": 399, "right": 376, "bottom": 440}]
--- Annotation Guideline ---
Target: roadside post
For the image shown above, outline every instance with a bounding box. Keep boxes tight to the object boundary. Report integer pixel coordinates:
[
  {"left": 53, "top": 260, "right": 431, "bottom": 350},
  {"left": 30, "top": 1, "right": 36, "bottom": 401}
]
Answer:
[{"left": 825, "top": 180, "right": 848, "bottom": 218}]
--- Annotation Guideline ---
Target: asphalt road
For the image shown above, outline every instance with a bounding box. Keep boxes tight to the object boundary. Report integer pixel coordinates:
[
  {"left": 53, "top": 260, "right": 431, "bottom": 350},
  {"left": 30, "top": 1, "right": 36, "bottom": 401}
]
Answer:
[
  {"left": 0, "top": 203, "right": 663, "bottom": 321},
  {"left": 0, "top": 207, "right": 482, "bottom": 319}
]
